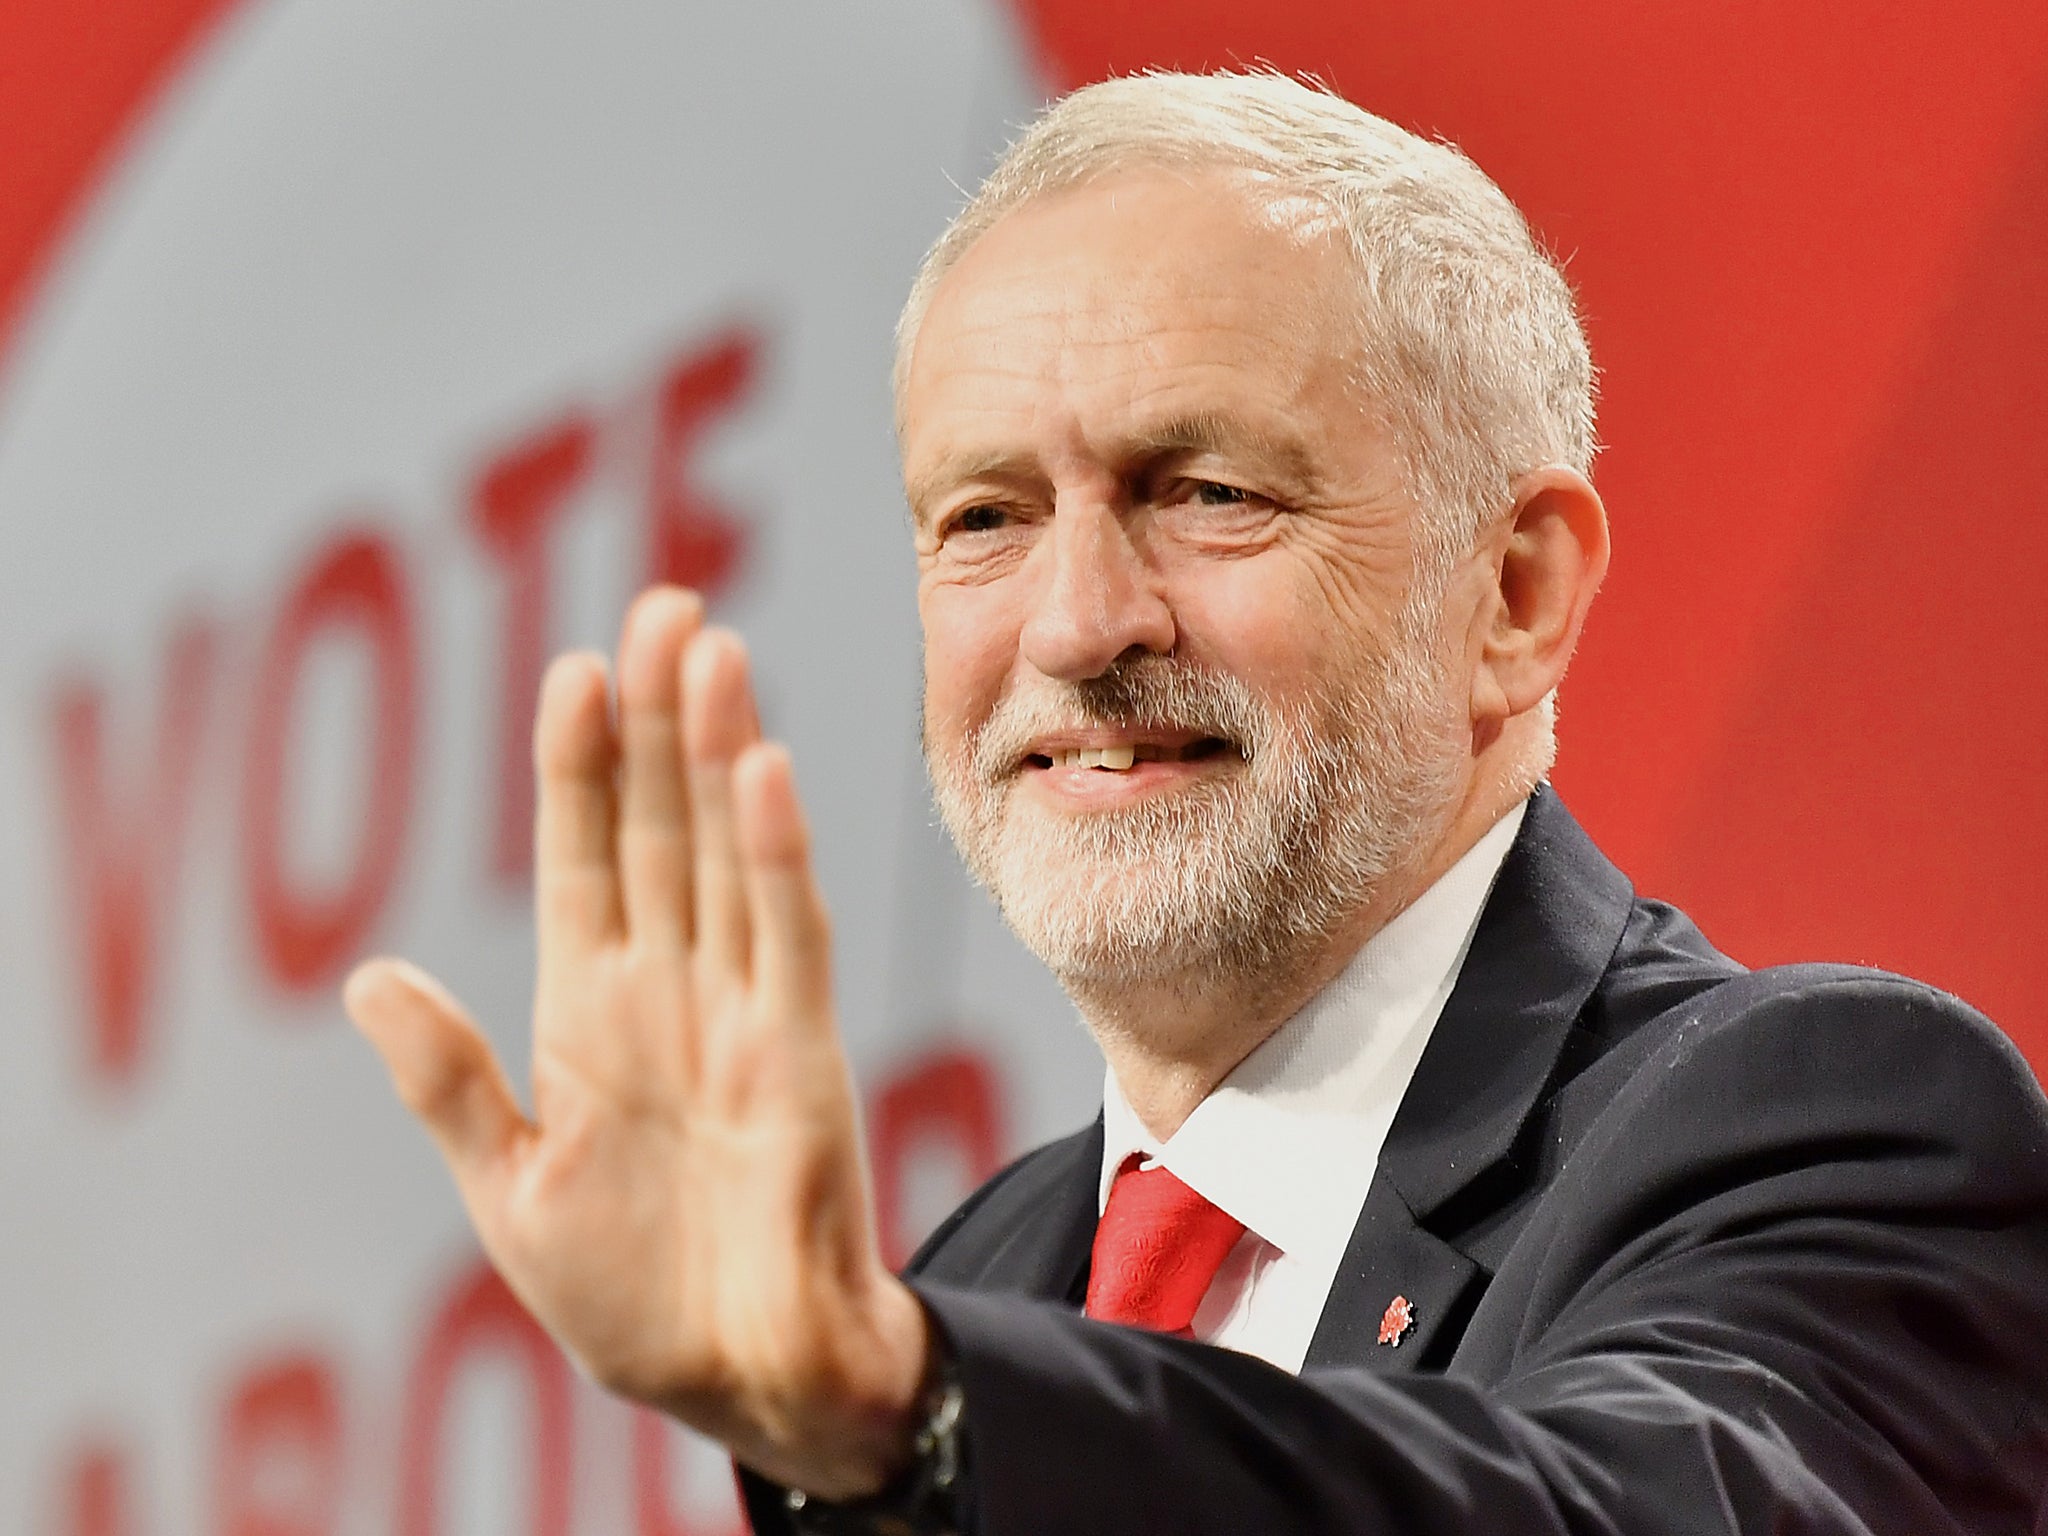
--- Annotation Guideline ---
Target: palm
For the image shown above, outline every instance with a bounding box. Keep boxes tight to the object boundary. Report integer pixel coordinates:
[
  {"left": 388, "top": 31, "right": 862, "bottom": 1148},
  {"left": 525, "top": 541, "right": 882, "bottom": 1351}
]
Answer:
[{"left": 346, "top": 588, "right": 925, "bottom": 1496}]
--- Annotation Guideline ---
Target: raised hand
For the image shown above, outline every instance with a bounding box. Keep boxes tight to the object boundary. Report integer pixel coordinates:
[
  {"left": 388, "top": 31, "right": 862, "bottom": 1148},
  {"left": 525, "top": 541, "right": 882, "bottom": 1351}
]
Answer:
[{"left": 345, "top": 586, "right": 929, "bottom": 1498}]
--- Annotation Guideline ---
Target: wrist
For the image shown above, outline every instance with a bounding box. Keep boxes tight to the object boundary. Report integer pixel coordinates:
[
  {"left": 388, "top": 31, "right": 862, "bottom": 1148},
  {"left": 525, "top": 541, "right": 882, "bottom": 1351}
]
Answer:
[
  {"left": 729, "top": 1275, "right": 935, "bottom": 1501},
  {"left": 783, "top": 1316, "right": 966, "bottom": 1536},
  {"left": 826, "top": 1279, "right": 937, "bottom": 1497}
]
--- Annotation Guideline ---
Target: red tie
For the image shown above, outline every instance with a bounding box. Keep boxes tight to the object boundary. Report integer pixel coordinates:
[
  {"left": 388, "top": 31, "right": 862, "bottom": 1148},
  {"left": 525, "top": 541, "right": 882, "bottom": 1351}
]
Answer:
[{"left": 1085, "top": 1156, "right": 1247, "bottom": 1334}]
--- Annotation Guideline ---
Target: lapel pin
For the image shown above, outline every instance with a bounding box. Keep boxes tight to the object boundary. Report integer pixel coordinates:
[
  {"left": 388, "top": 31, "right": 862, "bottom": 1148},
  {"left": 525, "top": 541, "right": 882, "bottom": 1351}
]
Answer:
[{"left": 1377, "top": 1294, "right": 1415, "bottom": 1347}]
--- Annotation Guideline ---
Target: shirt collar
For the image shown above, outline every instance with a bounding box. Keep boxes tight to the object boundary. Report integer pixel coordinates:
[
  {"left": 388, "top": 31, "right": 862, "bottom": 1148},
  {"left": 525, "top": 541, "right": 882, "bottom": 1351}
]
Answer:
[{"left": 1098, "top": 799, "right": 1527, "bottom": 1269}]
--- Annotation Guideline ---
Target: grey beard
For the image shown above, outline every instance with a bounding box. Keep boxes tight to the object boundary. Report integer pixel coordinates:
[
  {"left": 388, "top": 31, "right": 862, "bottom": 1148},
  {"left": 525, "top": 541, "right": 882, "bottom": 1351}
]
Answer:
[{"left": 925, "top": 636, "right": 1464, "bottom": 994}]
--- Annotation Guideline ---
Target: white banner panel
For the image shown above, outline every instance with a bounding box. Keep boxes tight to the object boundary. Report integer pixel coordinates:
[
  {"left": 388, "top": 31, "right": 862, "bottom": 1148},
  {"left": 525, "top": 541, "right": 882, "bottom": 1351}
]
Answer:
[{"left": 0, "top": 2, "right": 1094, "bottom": 1529}]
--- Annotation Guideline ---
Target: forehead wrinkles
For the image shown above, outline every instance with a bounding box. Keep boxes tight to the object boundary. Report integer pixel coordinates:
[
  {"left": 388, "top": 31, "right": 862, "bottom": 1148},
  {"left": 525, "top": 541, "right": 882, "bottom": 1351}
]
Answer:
[{"left": 911, "top": 272, "right": 1344, "bottom": 468}]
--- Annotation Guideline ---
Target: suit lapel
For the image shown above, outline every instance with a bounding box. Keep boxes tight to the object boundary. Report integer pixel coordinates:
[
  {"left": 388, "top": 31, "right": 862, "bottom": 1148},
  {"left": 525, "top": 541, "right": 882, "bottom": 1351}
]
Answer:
[
  {"left": 1306, "top": 789, "right": 1635, "bottom": 1371},
  {"left": 1303, "top": 1181, "right": 1481, "bottom": 1370},
  {"left": 911, "top": 1117, "right": 1102, "bottom": 1306}
]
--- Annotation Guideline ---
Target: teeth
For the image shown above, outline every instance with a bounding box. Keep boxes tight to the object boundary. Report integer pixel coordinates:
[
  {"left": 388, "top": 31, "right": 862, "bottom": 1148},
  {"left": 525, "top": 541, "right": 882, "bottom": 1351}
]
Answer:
[{"left": 1056, "top": 746, "right": 1138, "bottom": 771}]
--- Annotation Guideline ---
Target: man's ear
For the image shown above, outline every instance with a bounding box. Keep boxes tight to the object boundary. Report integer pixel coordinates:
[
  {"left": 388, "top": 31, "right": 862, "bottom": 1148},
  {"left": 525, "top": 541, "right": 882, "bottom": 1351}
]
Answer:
[{"left": 1468, "top": 467, "right": 1609, "bottom": 724}]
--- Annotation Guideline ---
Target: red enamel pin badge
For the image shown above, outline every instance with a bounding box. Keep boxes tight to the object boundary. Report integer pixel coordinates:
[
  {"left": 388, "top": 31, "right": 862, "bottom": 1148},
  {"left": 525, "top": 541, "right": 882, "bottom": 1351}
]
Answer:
[{"left": 1377, "top": 1294, "right": 1415, "bottom": 1347}]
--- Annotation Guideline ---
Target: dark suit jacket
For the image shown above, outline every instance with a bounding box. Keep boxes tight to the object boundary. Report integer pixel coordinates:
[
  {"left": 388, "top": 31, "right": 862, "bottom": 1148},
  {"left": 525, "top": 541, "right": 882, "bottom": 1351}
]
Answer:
[{"left": 747, "top": 789, "right": 2048, "bottom": 1534}]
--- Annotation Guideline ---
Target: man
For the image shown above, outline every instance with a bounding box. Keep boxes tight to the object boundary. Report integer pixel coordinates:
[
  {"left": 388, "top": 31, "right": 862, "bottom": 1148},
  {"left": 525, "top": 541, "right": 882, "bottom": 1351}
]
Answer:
[{"left": 345, "top": 72, "right": 2048, "bottom": 1533}]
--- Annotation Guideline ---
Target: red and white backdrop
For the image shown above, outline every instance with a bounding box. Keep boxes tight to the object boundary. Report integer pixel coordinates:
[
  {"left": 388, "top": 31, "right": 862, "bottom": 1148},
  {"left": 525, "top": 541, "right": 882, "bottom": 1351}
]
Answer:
[{"left": 4, "top": 2, "right": 2044, "bottom": 1530}]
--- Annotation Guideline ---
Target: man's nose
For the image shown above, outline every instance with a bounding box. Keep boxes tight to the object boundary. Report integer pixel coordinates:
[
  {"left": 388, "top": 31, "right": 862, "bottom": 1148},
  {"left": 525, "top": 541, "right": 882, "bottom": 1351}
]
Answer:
[{"left": 1017, "top": 497, "right": 1175, "bottom": 680}]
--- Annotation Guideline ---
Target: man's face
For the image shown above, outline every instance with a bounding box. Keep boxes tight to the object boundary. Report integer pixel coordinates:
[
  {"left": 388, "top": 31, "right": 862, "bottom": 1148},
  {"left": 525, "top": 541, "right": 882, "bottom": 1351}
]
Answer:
[{"left": 903, "top": 169, "right": 1471, "bottom": 987}]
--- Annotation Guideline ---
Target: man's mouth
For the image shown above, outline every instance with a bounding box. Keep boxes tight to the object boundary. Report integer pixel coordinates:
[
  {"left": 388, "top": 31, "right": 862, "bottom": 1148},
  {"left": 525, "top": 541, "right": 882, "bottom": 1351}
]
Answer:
[{"left": 1023, "top": 736, "right": 1237, "bottom": 775}]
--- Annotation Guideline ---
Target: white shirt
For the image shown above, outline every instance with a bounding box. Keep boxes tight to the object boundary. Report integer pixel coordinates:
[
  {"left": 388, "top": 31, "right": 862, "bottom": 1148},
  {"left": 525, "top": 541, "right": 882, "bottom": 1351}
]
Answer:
[{"left": 1096, "top": 799, "right": 1527, "bottom": 1373}]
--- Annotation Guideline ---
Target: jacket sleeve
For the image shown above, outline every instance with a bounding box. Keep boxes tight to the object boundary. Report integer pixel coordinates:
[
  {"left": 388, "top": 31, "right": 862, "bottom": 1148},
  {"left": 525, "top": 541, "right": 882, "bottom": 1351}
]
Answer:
[{"left": 895, "top": 978, "right": 2048, "bottom": 1536}]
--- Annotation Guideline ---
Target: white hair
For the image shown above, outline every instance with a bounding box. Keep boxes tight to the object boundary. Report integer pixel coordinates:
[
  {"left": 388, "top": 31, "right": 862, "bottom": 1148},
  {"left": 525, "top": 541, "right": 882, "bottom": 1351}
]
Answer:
[{"left": 894, "top": 70, "right": 1597, "bottom": 559}]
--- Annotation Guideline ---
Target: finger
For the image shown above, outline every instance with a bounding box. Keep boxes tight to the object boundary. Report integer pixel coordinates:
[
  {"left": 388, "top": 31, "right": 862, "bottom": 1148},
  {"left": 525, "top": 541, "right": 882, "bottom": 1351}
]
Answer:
[
  {"left": 616, "top": 587, "right": 704, "bottom": 945},
  {"left": 534, "top": 652, "right": 624, "bottom": 957},
  {"left": 345, "top": 958, "right": 531, "bottom": 1188},
  {"left": 735, "top": 742, "right": 834, "bottom": 1023},
  {"left": 682, "top": 627, "right": 762, "bottom": 982}
]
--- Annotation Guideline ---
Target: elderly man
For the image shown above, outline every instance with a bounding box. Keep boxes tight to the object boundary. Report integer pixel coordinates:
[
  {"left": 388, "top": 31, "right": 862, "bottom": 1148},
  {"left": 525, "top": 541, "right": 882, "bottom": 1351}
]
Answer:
[{"left": 347, "top": 73, "right": 2048, "bottom": 1534}]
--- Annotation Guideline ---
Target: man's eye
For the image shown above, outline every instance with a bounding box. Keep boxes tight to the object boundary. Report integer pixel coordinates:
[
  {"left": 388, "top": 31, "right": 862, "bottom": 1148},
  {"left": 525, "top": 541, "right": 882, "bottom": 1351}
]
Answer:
[
  {"left": 952, "top": 505, "right": 1010, "bottom": 534},
  {"left": 1191, "top": 481, "right": 1252, "bottom": 506}
]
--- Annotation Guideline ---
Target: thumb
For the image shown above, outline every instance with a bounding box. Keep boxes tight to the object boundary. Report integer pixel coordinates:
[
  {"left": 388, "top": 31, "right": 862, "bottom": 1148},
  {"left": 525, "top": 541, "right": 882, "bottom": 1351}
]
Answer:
[{"left": 345, "top": 958, "right": 530, "bottom": 1185}]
